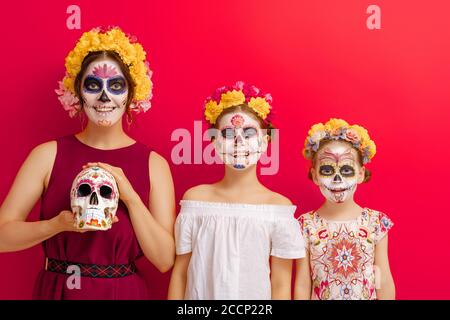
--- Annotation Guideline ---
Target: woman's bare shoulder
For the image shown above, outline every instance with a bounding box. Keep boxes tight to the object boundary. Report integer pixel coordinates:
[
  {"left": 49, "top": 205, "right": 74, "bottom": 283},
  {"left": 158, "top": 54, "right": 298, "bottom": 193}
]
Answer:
[{"left": 28, "top": 140, "right": 57, "bottom": 164}]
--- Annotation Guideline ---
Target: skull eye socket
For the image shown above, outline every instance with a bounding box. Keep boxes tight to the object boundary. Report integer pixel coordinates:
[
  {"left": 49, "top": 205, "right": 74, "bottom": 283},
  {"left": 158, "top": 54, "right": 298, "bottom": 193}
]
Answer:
[
  {"left": 243, "top": 127, "right": 258, "bottom": 139},
  {"left": 100, "top": 185, "right": 113, "bottom": 199},
  {"left": 319, "top": 165, "right": 335, "bottom": 176},
  {"left": 340, "top": 165, "right": 355, "bottom": 177},
  {"left": 77, "top": 183, "right": 92, "bottom": 197},
  {"left": 221, "top": 128, "right": 235, "bottom": 139},
  {"left": 83, "top": 76, "right": 102, "bottom": 93}
]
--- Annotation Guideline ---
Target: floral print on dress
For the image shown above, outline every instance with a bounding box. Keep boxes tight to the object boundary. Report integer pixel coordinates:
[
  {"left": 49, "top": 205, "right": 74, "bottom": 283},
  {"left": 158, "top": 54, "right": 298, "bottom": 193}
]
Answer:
[{"left": 299, "top": 208, "right": 393, "bottom": 300}]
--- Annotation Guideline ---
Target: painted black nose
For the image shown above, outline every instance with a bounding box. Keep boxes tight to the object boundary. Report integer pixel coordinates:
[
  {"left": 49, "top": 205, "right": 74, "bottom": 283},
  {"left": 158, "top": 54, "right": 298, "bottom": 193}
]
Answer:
[
  {"left": 89, "top": 192, "right": 99, "bottom": 205},
  {"left": 234, "top": 133, "right": 244, "bottom": 144},
  {"left": 98, "top": 90, "right": 111, "bottom": 102},
  {"left": 333, "top": 174, "right": 342, "bottom": 182}
]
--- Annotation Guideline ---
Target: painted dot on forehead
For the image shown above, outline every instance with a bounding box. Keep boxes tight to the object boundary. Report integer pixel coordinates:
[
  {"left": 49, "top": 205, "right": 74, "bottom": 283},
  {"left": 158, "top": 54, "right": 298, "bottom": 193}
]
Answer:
[
  {"left": 92, "top": 63, "right": 118, "bottom": 78},
  {"left": 231, "top": 114, "right": 245, "bottom": 128}
]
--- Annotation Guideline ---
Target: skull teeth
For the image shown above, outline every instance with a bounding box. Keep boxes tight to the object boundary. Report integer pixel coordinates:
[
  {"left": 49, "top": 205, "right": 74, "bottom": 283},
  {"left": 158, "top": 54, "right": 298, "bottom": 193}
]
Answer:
[
  {"left": 94, "top": 106, "right": 116, "bottom": 113},
  {"left": 233, "top": 152, "right": 250, "bottom": 158},
  {"left": 327, "top": 187, "right": 350, "bottom": 193}
]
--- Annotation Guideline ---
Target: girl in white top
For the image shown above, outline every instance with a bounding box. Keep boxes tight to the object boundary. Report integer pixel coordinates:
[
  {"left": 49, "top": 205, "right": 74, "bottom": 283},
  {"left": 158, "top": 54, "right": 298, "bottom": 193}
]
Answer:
[{"left": 168, "top": 82, "right": 305, "bottom": 300}]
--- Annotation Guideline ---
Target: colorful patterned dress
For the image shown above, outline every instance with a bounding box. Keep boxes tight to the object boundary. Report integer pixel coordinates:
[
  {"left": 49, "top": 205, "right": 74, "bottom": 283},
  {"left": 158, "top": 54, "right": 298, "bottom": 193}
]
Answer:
[{"left": 298, "top": 208, "right": 393, "bottom": 300}]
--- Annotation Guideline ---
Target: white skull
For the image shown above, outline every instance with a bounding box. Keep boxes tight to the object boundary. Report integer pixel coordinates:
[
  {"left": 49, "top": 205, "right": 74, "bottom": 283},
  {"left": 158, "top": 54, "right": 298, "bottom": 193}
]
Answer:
[{"left": 70, "top": 166, "right": 119, "bottom": 230}]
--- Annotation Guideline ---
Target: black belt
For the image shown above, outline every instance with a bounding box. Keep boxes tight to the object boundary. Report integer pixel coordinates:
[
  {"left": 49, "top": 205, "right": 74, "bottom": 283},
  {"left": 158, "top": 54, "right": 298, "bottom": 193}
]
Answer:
[{"left": 45, "top": 257, "right": 137, "bottom": 278}]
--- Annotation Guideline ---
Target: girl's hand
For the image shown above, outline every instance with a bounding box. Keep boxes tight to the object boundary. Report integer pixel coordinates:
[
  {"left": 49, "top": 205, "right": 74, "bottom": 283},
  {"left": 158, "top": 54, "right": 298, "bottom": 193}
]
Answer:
[
  {"left": 51, "top": 210, "right": 119, "bottom": 233},
  {"left": 83, "top": 162, "right": 138, "bottom": 204}
]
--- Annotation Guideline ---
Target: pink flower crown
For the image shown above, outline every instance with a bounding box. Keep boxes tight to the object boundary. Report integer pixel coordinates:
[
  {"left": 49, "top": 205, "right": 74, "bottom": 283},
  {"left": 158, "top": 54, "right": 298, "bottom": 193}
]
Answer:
[{"left": 204, "top": 81, "right": 274, "bottom": 125}]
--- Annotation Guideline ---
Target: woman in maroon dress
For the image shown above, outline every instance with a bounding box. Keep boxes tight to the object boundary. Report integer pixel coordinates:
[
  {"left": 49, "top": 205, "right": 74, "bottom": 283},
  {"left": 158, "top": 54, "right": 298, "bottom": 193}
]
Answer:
[{"left": 0, "top": 27, "right": 175, "bottom": 299}]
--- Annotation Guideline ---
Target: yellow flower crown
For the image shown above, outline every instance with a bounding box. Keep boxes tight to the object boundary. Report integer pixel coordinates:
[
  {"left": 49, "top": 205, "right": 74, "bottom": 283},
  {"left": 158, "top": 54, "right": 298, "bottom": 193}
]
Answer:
[
  {"left": 303, "top": 118, "right": 377, "bottom": 164},
  {"left": 58, "top": 26, "right": 153, "bottom": 116},
  {"left": 204, "top": 81, "right": 273, "bottom": 125}
]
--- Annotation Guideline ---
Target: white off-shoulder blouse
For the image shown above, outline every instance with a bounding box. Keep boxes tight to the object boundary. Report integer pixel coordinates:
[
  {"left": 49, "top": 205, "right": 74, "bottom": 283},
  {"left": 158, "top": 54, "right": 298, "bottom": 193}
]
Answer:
[{"left": 175, "top": 200, "right": 306, "bottom": 300}]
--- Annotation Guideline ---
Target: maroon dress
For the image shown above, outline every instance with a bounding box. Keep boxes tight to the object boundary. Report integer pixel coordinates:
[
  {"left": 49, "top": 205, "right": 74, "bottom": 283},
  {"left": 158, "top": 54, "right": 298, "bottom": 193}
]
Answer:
[{"left": 33, "top": 135, "right": 152, "bottom": 299}]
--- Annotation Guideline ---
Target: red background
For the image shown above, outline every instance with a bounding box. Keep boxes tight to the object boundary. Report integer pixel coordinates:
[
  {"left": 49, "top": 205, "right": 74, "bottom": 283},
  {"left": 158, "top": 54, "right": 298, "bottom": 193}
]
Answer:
[{"left": 1, "top": 0, "right": 449, "bottom": 299}]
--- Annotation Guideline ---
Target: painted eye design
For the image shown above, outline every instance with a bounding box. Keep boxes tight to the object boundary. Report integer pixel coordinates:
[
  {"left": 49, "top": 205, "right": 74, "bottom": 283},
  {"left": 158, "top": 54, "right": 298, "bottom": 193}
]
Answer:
[
  {"left": 108, "top": 78, "right": 126, "bottom": 93},
  {"left": 243, "top": 127, "right": 258, "bottom": 138},
  {"left": 100, "top": 185, "right": 113, "bottom": 199},
  {"left": 221, "top": 128, "right": 235, "bottom": 139},
  {"left": 77, "top": 183, "right": 92, "bottom": 197},
  {"left": 340, "top": 165, "right": 355, "bottom": 177},
  {"left": 83, "top": 77, "right": 102, "bottom": 93},
  {"left": 87, "top": 83, "right": 100, "bottom": 90},
  {"left": 319, "top": 165, "right": 335, "bottom": 176}
]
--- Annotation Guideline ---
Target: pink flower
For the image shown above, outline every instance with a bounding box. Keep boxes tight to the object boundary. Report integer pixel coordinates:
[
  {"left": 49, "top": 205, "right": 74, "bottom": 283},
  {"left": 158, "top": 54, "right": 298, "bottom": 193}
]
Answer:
[
  {"left": 211, "top": 86, "right": 227, "bottom": 102},
  {"left": 242, "top": 83, "right": 259, "bottom": 99},
  {"left": 144, "top": 61, "right": 153, "bottom": 77},
  {"left": 126, "top": 33, "right": 138, "bottom": 43},
  {"left": 55, "top": 81, "right": 80, "bottom": 118},
  {"left": 98, "top": 25, "right": 117, "bottom": 33},
  {"left": 345, "top": 129, "right": 360, "bottom": 144},
  {"left": 207, "top": 81, "right": 273, "bottom": 120},
  {"left": 264, "top": 93, "right": 273, "bottom": 104},
  {"left": 234, "top": 81, "right": 245, "bottom": 90},
  {"left": 131, "top": 99, "right": 152, "bottom": 113}
]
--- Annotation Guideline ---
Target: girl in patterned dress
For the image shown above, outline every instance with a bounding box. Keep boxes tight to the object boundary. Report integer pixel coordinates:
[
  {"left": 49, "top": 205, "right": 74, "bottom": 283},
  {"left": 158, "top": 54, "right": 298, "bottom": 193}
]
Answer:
[{"left": 295, "top": 118, "right": 395, "bottom": 300}]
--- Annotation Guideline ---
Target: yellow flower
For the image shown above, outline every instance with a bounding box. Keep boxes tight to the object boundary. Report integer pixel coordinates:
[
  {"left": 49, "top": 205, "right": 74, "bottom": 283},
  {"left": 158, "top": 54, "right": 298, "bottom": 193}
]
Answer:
[
  {"left": 363, "top": 140, "right": 377, "bottom": 159},
  {"left": 352, "top": 125, "right": 376, "bottom": 160},
  {"left": 62, "top": 27, "right": 152, "bottom": 102},
  {"left": 248, "top": 97, "right": 271, "bottom": 119},
  {"left": 308, "top": 123, "right": 326, "bottom": 136},
  {"left": 204, "top": 100, "right": 224, "bottom": 124},
  {"left": 325, "top": 118, "right": 349, "bottom": 132},
  {"left": 369, "top": 141, "right": 376, "bottom": 156},
  {"left": 63, "top": 76, "right": 75, "bottom": 92},
  {"left": 220, "top": 90, "right": 245, "bottom": 109},
  {"left": 352, "top": 125, "right": 369, "bottom": 141},
  {"left": 303, "top": 118, "right": 377, "bottom": 162}
]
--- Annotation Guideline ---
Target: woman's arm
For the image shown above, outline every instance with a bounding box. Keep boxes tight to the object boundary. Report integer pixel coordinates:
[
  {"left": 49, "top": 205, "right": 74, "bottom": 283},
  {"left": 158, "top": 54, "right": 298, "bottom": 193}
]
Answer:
[
  {"left": 374, "top": 234, "right": 396, "bottom": 299},
  {"left": 168, "top": 253, "right": 191, "bottom": 299},
  {"left": 294, "top": 255, "right": 311, "bottom": 300},
  {"left": 124, "top": 152, "right": 175, "bottom": 272},
  {"left": 0, "top": 142, "right": 82, "bottom": 252},
  {"left": 271, "top": 257, "right": 293, "bottom": 299},
  {"left": 86, "top": 152, "right": 176, "bottom": 273}
]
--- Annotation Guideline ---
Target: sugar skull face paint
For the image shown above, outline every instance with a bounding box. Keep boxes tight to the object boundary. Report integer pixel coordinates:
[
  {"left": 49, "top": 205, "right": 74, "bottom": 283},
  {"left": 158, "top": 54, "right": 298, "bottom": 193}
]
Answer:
[
  {"left": 81, "top": 57, "right": 128, "bottom": 127},
  {"left": 214, "top": 112, "right": 268, "bottom": 170},
  {"left": 314, "top": 141, "right": 361, "bottom": 204}
]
